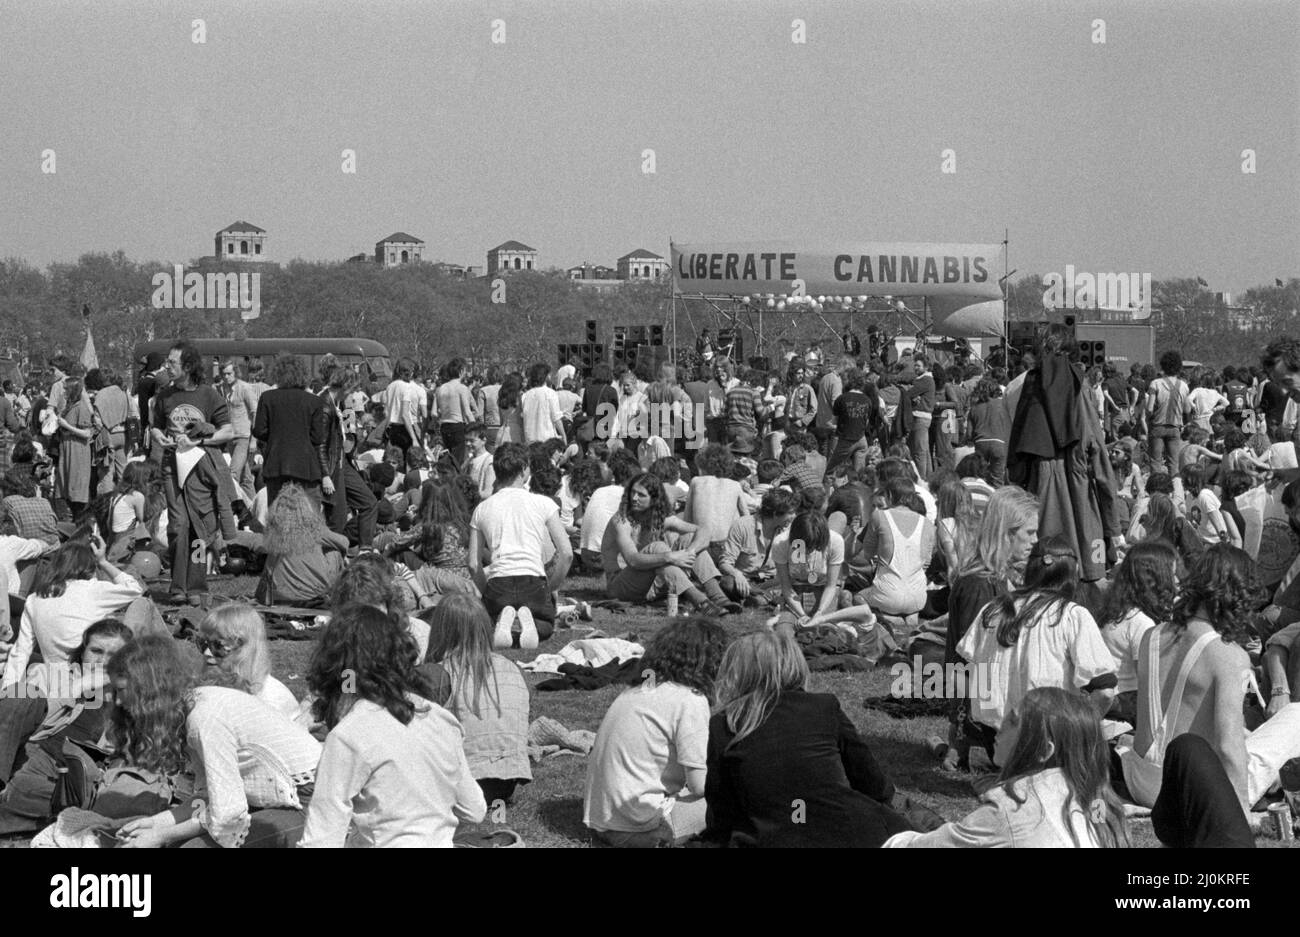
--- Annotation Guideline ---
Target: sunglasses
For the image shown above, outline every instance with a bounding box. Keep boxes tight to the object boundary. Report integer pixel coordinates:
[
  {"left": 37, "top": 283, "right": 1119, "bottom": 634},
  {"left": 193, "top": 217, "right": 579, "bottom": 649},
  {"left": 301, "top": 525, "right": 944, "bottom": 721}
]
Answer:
[{"left": 196, "top": 635, "right": 241, "bottom": 659}]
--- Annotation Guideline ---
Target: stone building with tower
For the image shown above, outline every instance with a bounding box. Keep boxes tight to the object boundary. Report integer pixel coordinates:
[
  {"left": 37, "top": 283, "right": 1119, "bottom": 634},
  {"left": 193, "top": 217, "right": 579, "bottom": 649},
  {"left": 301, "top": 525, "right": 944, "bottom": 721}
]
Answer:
[{"left": 214, "top": 221, "right": 268, "bottom": 261}]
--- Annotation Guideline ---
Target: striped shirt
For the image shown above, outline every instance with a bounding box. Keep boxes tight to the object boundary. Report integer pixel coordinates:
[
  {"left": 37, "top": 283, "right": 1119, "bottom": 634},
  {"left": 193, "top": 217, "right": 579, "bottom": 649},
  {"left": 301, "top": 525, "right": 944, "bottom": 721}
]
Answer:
[{"left": 725, "top": 385, "right": 760, "bottom": 428}]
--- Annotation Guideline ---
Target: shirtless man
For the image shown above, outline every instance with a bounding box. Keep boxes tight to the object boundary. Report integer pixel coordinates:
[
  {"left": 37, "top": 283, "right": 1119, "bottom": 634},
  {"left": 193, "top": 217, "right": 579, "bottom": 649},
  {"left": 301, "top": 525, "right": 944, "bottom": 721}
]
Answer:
[{"left": 1126, "top": 545, "right": 1300, "bottom": 820}]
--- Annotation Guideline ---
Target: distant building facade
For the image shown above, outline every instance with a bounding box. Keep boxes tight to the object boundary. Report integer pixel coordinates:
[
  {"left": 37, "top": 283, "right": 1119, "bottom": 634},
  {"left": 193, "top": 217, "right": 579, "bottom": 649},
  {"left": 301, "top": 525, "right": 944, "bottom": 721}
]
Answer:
[
  {"left": 215, "top": 221, "right": 268, "bottom": 261},
  {"left": 376, "top": 233, "right": 424, "bottom": 267},
  {"left": 617, "top": 249, "right": 668, "bottom": 281},
  {"left": 488, "top": 241, "right": 538, "bottom": 274}
]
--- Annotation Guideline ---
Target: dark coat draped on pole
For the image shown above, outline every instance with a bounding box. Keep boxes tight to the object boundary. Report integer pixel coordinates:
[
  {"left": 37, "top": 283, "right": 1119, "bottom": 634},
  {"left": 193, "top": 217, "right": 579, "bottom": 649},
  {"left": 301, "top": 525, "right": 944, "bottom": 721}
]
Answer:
[{"left": 1007, "top": 354, "right": 1119, "bottom": 582}]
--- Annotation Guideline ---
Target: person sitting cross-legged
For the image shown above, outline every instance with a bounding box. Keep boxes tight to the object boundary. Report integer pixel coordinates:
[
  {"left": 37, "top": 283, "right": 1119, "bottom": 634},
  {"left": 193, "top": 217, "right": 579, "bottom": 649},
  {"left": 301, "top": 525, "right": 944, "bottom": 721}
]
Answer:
[{"left": 601, "top": 472, "right": 740, "bottom": 616}]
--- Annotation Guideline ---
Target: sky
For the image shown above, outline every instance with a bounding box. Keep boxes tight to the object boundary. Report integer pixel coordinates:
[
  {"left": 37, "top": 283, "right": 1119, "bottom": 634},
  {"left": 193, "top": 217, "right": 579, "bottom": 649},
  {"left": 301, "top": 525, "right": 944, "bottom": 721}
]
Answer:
[{"left": 0, "top": 0, "right": 1296, "bottom": 294}]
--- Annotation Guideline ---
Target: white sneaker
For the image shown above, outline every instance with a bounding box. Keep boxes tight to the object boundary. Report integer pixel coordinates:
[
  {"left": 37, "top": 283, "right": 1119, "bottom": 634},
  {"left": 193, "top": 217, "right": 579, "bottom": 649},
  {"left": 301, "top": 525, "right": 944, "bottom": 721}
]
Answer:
[
  {"left": 517, "top": 606, "right": 539, "bottom": 650},
  {"left": 494, "top": 607, "right": 517, "bottom": 650}
]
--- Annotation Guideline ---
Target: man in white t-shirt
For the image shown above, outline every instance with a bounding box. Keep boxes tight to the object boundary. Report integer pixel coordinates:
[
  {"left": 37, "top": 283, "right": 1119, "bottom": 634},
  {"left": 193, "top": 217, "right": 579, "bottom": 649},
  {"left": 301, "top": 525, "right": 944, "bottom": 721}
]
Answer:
[
  {"left": 583, "top": 672, "right": 711, "bottom": 846},
  {"left": 520, "top": 363, "right": 565, "bottom": 444},
  {"left": 469, "top": 443, "right": 572, "bottom": 649},
  {"left": 380, "top": 358, "right": 428, "bottom": 461}
]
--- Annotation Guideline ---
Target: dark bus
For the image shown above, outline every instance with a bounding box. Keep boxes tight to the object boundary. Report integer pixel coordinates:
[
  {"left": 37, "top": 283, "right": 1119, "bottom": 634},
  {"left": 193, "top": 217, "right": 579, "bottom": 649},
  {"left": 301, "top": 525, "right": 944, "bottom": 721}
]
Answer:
[{"left": 132, "top": 337, "right": 393, "bottom": 388}]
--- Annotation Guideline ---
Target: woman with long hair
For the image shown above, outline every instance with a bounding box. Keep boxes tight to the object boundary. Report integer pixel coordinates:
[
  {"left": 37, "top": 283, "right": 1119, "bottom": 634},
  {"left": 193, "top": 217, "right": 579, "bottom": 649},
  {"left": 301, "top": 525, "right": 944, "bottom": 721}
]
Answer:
[
  {"left": 196, "top": 605, "right": 299, "bottom": 719},
  {"left": 391, "top": 479, "right": 478, "bottom": 602},
  {"left": 584, "top": 616, "right": 729, "bottom": 847},
  {"left": 1095, "top": 541, "right": 1179, "bottom": 724},
  {"left": 255, "top": 483, "right": 349, "bottom": 608},
  {"left": 1135, "top": 491, "right": 1201, "bottom": 576},
  {"left": 426, "top": 594, "right": 531, "bottom": 804},
  {"left": 957, "top": 536, "right": 1118, "bottom": 757},
  {"left": 53, "top": 377, "right": 94, "bottom": 523},
  {"left": 704, "top": 630, "right": 916, "bottom": 847},
  {"left": 96, "top": 461, "right": 153, "bottom": 563},
  {"left": 115, "top": 634, "right": 322, "bottom": 848},
  {"left": 775, "top": 508, "right": 845, "bottom": 625},
  {"left": 885, "top": 688, "right": 1130, "bottom": 848},
  {"left": 0, "top": 536, "right": 148, "bottom": 690},
  {"left": 298, "top": 603, "right": 485, "bottom": 847},
  {"left": 496, "top": 372, "right": 526, "bottom": 446},
  {"left": 602, "top": 471, "right": 734, "bottom": 616},
  {"left": 935, "top": 476, "right": 979, "bottom": 587}
]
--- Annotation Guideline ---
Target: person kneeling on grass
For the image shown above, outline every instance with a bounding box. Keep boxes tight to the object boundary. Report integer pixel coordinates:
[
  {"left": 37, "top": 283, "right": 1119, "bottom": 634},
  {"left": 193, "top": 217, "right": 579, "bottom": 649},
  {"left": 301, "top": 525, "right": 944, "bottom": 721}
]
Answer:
[
  {"left": 600, "top": 472, "right": 740, "bottom": 616},
  {"left": 584, "top": 616, "right": 730, "bottom": 847},
  {"left": 254, "top": 483, "right": 348, "bottom": 609},
  {"left": 297, "top": 604, "right": 486, "bottom": 848},
  {"left": 426, "top": 595, "right": 531, "bottom": 808},
  {"left": 772, "top": 509, "right": 844, "bottom": 627},
  {"left": 703, "top": 630, "right": 940, "bottom": 847},
  {"left": 884, "top": 687, "right": 1130, "bottom": 848},
  {"left": 468, "top": 443, "right": 572, "bottom": 650}
]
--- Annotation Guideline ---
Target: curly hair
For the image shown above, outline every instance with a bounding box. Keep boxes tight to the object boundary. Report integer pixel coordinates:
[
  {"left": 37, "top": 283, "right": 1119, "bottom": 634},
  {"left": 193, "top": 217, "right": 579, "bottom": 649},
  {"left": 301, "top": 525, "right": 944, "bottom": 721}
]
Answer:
[
  {"left": 308, "top": 604, "right": 434, "bottom": 729},
  {"left": 1262, "top": 337, "right": 1300, "bottom": 375},
  {"left": 106, "top": 635, "right": 201, "bottom": 775},
  {"left": 639, "top": 616, "right": 730, "bottom": 696},
  {"left": 1097, "top": 541, "right": 1178, "bottom": 629},
  {"left": 269, "top": 353, "right": 310, "bottom": 390},
  {"left": 263, "top": 483, "right": 328, "bottom": 556},
  {"left": 1169, "top": 544, "right": 1265, "bottom": 644},
  {"left": 330, "top": 555, "right": 408, "bottom": 617},
  {"left": 693, "top": 442, "right": 734, "bottom": 478}
]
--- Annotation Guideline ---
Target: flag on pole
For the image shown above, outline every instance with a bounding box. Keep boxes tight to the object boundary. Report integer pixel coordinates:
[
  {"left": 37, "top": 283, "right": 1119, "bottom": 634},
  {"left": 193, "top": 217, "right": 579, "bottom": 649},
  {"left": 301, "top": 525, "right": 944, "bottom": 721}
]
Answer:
[
  {"left": 80, "top": 328, "right": 99, "bottom": 371},
  {"left": 1196, "top": 277, "right": 1208, "bottom": 287}
]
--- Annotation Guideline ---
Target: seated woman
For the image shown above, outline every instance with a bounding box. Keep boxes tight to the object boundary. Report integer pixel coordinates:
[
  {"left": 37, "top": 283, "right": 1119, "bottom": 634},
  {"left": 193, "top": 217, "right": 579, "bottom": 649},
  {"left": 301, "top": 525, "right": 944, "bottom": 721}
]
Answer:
[
  {"left": 1117, "top": 545, "right": 1300, "bottom": 818},
  {"left": 703, "top": 630, "right": 921, "bottom": 847},
  {"left": 1, "top": 535, "right": 153, "bottom": 691},
  {"left": 330, "top": 556, "right": 432, "bottom": 665},
  {"left": 195, "top": 605, "right": 300, "bottom": 720},
  {"left": 116, "top": 636, "right": 323, "bottom": 848},
  {"left": 601, "top": 472, "right": 738, "bottom": 617},
  {"left": 255, "top": 483, "right": 349, "bottom": 608},
  {"left": 97, "top": 462, "right": 152, "bottom": 564},
  {"left": 585, "top": 616, "right": 729, "bottom": 847},
  {"left": 772, "top": 509, "right": 844, "bottom": 628},
  {"left": 426, "top": 595, "right": 531, "bottom": 805},
  {"left": 1, "top": 464, "right": 59, "bottom": 546},
  {"left": 884, "top": 687, "right": 1129, "bottom": 848},
  {"left": 943, "top": 486, "right": 1039, "bottom": 771},
  {"left": 0, "top": 619, "right": 132, "bottom": 836},
  {"left": 298, "top": 604, "right": 485, "bottom": 848},
  {"left": 1095, "top": 541, "right": 1178, "bottom": 725},
  {"left": 852, "top": 478, "right": 933, "bottom": 627},
  {"left": 385, "top": 480, "right": 480, "bottom": 605},
  {"left": 957, "top": 536, "right": 1118, "bottom": 756}
]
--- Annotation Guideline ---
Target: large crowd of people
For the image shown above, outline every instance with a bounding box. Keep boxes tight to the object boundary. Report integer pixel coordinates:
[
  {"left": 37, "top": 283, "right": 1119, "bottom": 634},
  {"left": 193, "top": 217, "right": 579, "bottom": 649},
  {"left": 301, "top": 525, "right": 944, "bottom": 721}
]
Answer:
[{"left": 0, "top": 327, "right": 1298, "bottom": 848}]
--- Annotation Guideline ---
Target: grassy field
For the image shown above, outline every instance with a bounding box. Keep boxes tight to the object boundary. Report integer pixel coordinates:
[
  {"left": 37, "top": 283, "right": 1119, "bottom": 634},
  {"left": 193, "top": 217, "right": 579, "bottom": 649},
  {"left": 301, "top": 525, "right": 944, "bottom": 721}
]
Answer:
[
  {"left": 7, "top": 569, "right": 1294, "bottom": 848},
  {"left": 264, "top": 570, "right": 1156, "bottom": 847}
]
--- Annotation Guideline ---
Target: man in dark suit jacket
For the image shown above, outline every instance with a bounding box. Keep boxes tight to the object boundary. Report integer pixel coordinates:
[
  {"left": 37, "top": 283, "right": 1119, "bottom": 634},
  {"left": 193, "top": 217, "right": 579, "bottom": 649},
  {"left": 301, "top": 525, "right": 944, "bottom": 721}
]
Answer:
[{"left": 252, "top": 354, "right": 327, "bottom": 508}]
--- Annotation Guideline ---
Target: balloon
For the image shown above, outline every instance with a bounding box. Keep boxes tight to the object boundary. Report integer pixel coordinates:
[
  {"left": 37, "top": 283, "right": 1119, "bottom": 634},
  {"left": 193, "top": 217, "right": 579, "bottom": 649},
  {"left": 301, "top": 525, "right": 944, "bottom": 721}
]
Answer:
[
  {"left": 129, "top": 551, "right": 162, "bottom": 579},
  {"left": 766, "top": 299, "right": 775, "bottom": 308},
  {"left": 776, "top": 302, "right": 786, "bottom": 311},
  {"left": 222, "top": 556, "right": 247, "bottom": 575}
]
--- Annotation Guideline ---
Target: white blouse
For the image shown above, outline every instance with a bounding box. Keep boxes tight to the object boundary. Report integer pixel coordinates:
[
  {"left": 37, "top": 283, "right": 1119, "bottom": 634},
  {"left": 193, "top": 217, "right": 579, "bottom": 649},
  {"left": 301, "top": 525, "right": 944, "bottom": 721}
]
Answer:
[{"left": 187, "top": 686, "right": 322, "bottom": 848}]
